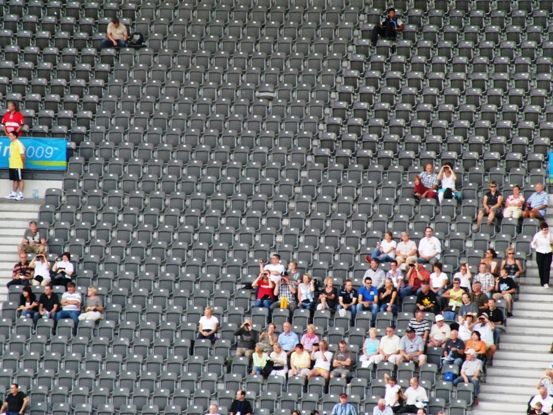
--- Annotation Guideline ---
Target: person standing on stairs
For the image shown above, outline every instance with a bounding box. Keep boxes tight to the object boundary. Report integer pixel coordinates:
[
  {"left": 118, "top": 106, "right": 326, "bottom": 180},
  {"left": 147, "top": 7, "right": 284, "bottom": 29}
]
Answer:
[
  {"left": 531, "top": 222, "right": 553, "bottom": 288},
  {"left": 5, "top": 131, "right": 26, "bottom": 201}
]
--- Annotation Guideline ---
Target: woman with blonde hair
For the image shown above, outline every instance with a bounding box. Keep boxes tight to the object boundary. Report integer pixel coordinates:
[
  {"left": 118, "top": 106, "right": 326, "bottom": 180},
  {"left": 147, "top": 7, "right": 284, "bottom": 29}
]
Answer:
[
  {"left": 500, "top": 248, "right": 523, "bottom": 279},
  {"left": 269, "top": 343, "right": 288, "bottom": 377},
  {"left": 197, "top": 306, "right": 219, "bottom": 340},
  {"left": 251, "top": 343, "right": 269, "bottom": 375},
  {"left": 317, "top": 276, "right": 338, "bottom": 311},
  {"left": 78, "top": 286, "right": 104, "bottom": 321},
  {"left": 297, "top": 273, "right": 316, "bottom": 310},
  {"left": 300, "top": 324, "right": 320, "bottom": 352},
  {"left": 359, "top": 328, "right": 380, "bottom": 367}
]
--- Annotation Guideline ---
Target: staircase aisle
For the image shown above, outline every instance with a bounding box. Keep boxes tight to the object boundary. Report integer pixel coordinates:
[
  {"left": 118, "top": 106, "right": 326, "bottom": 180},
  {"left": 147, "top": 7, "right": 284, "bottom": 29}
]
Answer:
[
  {"left": 472, "top": 199, "right": 553, "bottom": 414},
  {"left": 0, "top": 199, "right": 43, "bottom": 302}
]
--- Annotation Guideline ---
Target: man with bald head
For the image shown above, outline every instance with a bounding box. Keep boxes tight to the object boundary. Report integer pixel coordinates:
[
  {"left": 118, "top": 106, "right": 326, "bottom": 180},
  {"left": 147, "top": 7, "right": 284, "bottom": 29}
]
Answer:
[
  {"left": 206, "top": 404, "right": 222, "bottom": 415},
  {"left": 372, "top": 398, "right": 393, "bottom": 415},
  {"left": 523, "top": 183, "right": 548, "bottom": 219},
  {"left": 419, "top": 163, "right": 438, "bottom": 199}
]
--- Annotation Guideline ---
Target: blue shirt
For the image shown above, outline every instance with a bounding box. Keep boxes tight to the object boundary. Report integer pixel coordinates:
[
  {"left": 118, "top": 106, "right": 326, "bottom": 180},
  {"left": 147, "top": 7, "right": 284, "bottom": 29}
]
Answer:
[
  {"left": 278, "top": 331, "right": 299, "bottom": 352},
  {"left": 527, "top": 191, "right": 549, "bottom": 216},
  {"left": 358, "top": 286, "right": 379, "bottom": 302},
  {"left": 373, "top": 407, "right": 393, "bottom": 415},
  {"left": 331, "top": 403, "right": 357, "bottom": 415}
]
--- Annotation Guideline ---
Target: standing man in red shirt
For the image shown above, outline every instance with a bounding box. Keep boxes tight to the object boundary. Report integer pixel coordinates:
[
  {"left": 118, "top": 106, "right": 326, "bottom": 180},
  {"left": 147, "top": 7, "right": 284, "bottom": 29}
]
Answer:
[{"left": 2, "top": 101, "right": 25, "bottom": 137}]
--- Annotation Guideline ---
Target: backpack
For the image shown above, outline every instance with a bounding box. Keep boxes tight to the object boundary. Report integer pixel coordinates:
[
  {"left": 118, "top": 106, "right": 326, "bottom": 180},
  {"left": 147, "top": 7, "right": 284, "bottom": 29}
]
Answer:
[
  {"left": 443, "top": 372, "right": 456, "bottom": 382},
  {"left": 128, "top": 32, "right": 145, "bottom": 47}
]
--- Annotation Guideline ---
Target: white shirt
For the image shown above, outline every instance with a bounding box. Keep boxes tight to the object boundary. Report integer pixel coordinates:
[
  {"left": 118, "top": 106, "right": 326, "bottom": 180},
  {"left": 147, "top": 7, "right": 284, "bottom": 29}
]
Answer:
[
  {"left": 379, "top": 335, "right": 401, "bottom": 355},
  {"left": 199, "top": 315, "right": 219, "bottom": 331},
  {"left": 269, "top": 350, "right": 288, "bottom": 372},
  {"left": 379, "top": 239, "right": 397, "bottom": 258},
  {"left": 418, "top": 237, "right": 442, "bottom": 260},
  {"left": 264, "top": 263, "right": 286, "bottom": 284},
  {"left": 430, "top": 272, "right": 448, "bottom": 290},
  {"left": 56, "top": 260, "right": 74, "bottom": 277},
  {"left": 530, "top": 395, "right": 553, "bottom": 413},
  {"left": 386, "top": 269, "right": 404, "bottom": 288},
  {"left": 403, "top": 386, "right": 428, "bottom": 405},
  {"left": 313, "top": 350, "right": 333, "bottom": 371},
  {"left": 441, "top": 173, "right": 456, "bottom": 190},
  {"left": 454, "top": 271, "right": 471, "bottom": 292},
  {"left": 471, "top": 322, "right": 494, "bottom": 345},
  {"left": 531, "top": 231, "right": 553, "bottom": 254},
  {"left": 61, "top": 291, "right": 81, "bottom": 311},
  {"left": 396, "top": 240, "right": 417, "bottom": 257},
  {"left": 458, "top": 321, "right": 472, "bottom": 341},
  {"left": 430, "top": 323, "right": 451, "bottom": 342},
  {"left": 384, "top": 384, "right": 401, "bottom": 407},
  {"left": 34, "top": 261, "right": 50, "bottom": 278}
]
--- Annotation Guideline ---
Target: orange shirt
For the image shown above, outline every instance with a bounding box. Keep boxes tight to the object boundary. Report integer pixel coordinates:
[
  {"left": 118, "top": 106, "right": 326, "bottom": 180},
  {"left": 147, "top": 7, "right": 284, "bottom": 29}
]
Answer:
[{"left": 465, "top": 339, "right": 487, "bottom": 355}]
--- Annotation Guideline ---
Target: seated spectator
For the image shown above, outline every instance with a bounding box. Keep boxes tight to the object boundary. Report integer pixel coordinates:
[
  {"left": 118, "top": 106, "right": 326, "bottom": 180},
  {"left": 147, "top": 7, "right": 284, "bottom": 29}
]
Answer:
[
  {"left": 301, "top": 324, "right": 320, "bottom": 353},
  {"left": 487, "top": 298, "right": 504, "bottom": 345},
  {"left": 378, "top": 278, "right": 398, "bottom": 313},
  {"left": 437, "top": 162, "right": 460, "bottom": 204},
  {"left": 19, "top": 221, "right": 47, "bottom": 254},
  {"left": 270, "top": 274, "right": 297, "bottom": 314},
  {"left": 251, "top": 343, "right": 269, "bottom": 375},
  {"left": 29, "top": 254, "right": 51, "bottom": 286},
  {"left": 297, "top": 273, "right": 316, "bottom": 310},
  {"left": 383, "top": 373, "right": 402, "bottom": 412},
  {"left": 371, "top": 232, "right": 397, "bottom": 263},
  {"left": 338, "top": 279, "right": 358, "bottom": 322},
  {"left": 529, "top": 401, "right": 547, "bottom": 415},
  {"left": 229, "top": 390, "right": 253, "bottom": 415},
  {"left": 373, "top": 326, "right": 401, "bottom": 365},
  {"left": 470, "top": 313, "right": 497, "bottom": 360},
  {"left": 331, "top": 340, "right": 353, "bottom": 379},
  {"left": 531, "top": 221, "right": 553, "bottom": 288},
  {"left": 269, "top": 343, "right": 288, "bottom": 377},
  {"left": 278, "top": 321, "right": 299, "bottom": 355},
  {"left": 482, "top": 248, "right": 500, "bottom": 277},
  {"left": 356, "top": 277, "right": 379, "bottom": 325},
  {"left": 331, "top": 394, "right": 356, "bottom": 415},
  {"left": 260, "top": 254, "right": 286, "bottom": 284},
  {"left": 101, "top": 17, "right": 128, "bottom": 49},
  {"left": 475, "top": 181, "right": 503, "bottom": 231},
  {"left": 78, "top": 286, "right": 104, "bottom": 321},
  {"left": 395, "top": 232, "right": 418, "bottom": 270},
  {"left": 370, "top": 8, "right": 404, "bottom": 45},
  {"left": 197, "top": 306, "right": 219, "bottom": 341},
  {"left": 453, "top": 263, "right": 472, "bottom": 292},
  {"left": 500, "top": 248, "right": 523, "bottom": 279},
  {"left": 416, "top": 227, "right": 442, "bottom": 265},
  {"left": 234, "top": 319, "right": 258, "bottom": 358},
  {"left": 51, "top": 253, "right": 74, "bottom": 288},
  {"left": 17, "top": 286, "right": 38, "bottom": 320},
  {"left": 34, "top": 284, "right": 59, "bottom": 325},
  {"left": 453, "top": 348, "right": 482, "bottom": 406},
  {"left": 443, "top": 329, "right": 465, "bottom": 367},
  {"left": 441, "top": 278, "right": 465, "bottom": 320},
  {"left": 364, "top": 257, "right": 386, "bottom": 289},
  {"left": 427, "top": 315, "right": 450, "bottom": 347},
  {"left": 398, "top": 328, "right": 426, "bottom": 367},
  {"left": 457, "top": 292, "right": 479, "bottom": 318},
  {"left": 418, "top": 164, "right": 439, "bottom": 200},
  {"left": 529, "top": 387, "right": 553, "bottom": 413},
  {"left": 288, "top": 343, "right": 311, "bottom": 378},
  {"left": 386, "top": 260, "right": 404, "bottom": 289},
  {"left": 464, "top": 331, "right": 488, "bottom": 361},
  {"left": 407, "top": 310, "right": 430, "bottom": 343},
  {"left": 502, "top": 184, "right": 525, "bottom": 219},
  {"left": 373, "top": 397, "right": 394, "bottom": 415},
  {"left": 287, "top": 261, "right": 301, "bottom": 282},
  {"left": 7, "top": 252, "right": 34, "bottom": 288},
  {"left": 429, "top": 262, "right": 448, "bottom": 297},
  {"left": 416, "top": 282, "right": 440, "bottom": 315},
  {"left": 414, "top": 175, "right": 426, "bottom": 201},
  {"left": 457, "top": 314, "right": 476, "bottom": 342},
  {"left": 0, "top": 383, "right": 28, "bottom": 415},
  {"left": 55, "top": 282, "right": 81, "bottom": 333},
  {"left": 207, "top": 403, "right": 222, "bottom": 415},
  {"left": 523, "top": 183, "right": 548, "bottom": 219},
  {"left": 473, "top": 263, "right": 495, "bottom": 299},
  {"left": 360, "top": 328, "right": 380, "bottom": 367},
  {"left": 399, "top": 377, "right": 429, "bottom": 414},
  {"left": 317, "top": 276, "right": 339, "bottom": 311},
  {"left": 536, "top": 369, "right": 553, "bottom": 397},
  {"left": 308, "top": 340, "right": 332, "bottom": 380},
  {"left": 259, "top": 322, "right": 278, "bottom": 354},
  {"left": 252, "top": 272, "right": 275, "bottom": 309},
  {"left": 493, "top": 268, "right": 516, "bottom": 317},
  {"left": 401, "top": 263, "right": 430, "bottom": 299},
  {"left": 470, "top": 281, "right": 490, "bottom": 311}
]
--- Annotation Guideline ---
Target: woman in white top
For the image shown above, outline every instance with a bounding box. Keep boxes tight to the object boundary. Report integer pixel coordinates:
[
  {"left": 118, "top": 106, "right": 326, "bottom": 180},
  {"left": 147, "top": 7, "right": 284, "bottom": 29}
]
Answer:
[
  {"left": 531, "top": 222, "right": 553, "bottom": 288},
  {"left": 437, "top": 162, "right": 459, "bottom": 204},
  {"left": 297, "top": 273, "right": 316, "bottom": 310},
  {"left": 198, "top": 306, "right": 219, "bottom": 340},
  {"left": 429, "top": 262, "right": 449, "bottom": 296},
  {"left": 52, "top": 252, "right": 74, "bottom": 288},
  {"left": 503, "top": 184, "right": 525, "bottom": 219},
  {"left": 371, "top": 232, "right": 397, "bottom": 262},
  {"left": 269, "top": 343, "right": 288, "bottom": 377},
  {"left": 30, "top": 254, "right": 51, "bottom": 286},
  {"left": 453, "top": 262, "right": 472, "bottom": 292}
]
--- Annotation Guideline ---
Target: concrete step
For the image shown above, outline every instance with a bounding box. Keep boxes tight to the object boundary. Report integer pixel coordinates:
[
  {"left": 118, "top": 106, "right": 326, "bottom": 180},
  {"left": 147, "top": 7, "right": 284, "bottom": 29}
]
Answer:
[
  {"left": 472, "top": 401, "right": 527, "bottom": 414},
  {"left": 0, "top": 220, "right": 40, "bottom": 229},
  {"left": 0, "top": 201, "right": 42, "bottom": 211},
  {"left": 0, "top": 211, "right": 43, "bottom": 220},
  {"left": 0, "top": 254, "right": 20, "bottom": 262},
  {"left": 491, "top": 359, "right": 550, "bottom": 370},
  {"left": 478, "top": 384, "right": 537, "bottom": 397},
  {"left": 494, "top": 351, "right": 553, "bottom": 362},
  {"left": 499, "top": 342, "right": 548, "bottom": 352},
  {"left": 519, "top": 285, "right": 553, "bottom": 294},
  {"left": 507, "top": 317, "right": 553, "bottom": 328},
  {"left": 500, "top": 334, "right": 553, "bottom": 346},
  {"left": 476, "top": 392, "right": 531, "bottom": 404},
  {"left": 0, "top": 236, "right": 24, "bottom": 246},
  {"left": 0, "top": 228, "right": 28, "bottom": 237},
  {"left": 516, "top": 293, "right": 553, "bottom": 303},
  {"left": 482, "top": 376, "right": 539, "bottom": 387},
  {"left": 509, "top": 309, "right": 553, "bottom": 319},
  {"left": 486, "top": 367, "right": 545, "bottom": 379}
]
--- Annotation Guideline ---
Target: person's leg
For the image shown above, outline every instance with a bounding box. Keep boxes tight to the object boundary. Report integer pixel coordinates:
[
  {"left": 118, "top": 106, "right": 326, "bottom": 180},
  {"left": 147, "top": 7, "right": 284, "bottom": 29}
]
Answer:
[
  {"left": 244, "top": 349, "right": 254, "bottom": 359},
  {"left": 269, "top": 301, "right": 280, "bottom": 312},
  {"left": 32, "top": 312, "right": 41, "bottom": 326},
  {"left": 487, "top": 208, "right": 496, "bottom": 225},
  {"left": 370, "top": 303, "right": 379, "bottom": 325},
  {"left": 263, "top": 299, "right": 274, "bottom": 309},
  {"left": 453, "top": 357, "right": 463, "bottom": 366},
  {"left": 503, "top": 293, "right": 512, "bottom": 313},
  {"left": 511, "top": 208, "right": 522, "bottom": 219},
  {"left": 416, "top": 257, "right": 427, "bottom": 264},
  {"left": 371, "top": 25, "right": 380, "bottom": 44},
  {"left": 537, "top": 252, "right": 546, "bottom": 285},
  {"left": 101, "top": 38, "right": 114, "bottom": 49},
  {"left": 371, "top": 248, "right": 382, "bottom": 259},
  {"left": 56, "top": 310, "right": 68, "bottom": 322},
  {"left": 400, "top": 286, "right": 414, "bottom": 299},
  {"left": 476, "top": 208, "right": 485, "bottom": 226},
  {"left": 116, "top": 39, "right": 127, "bottom": 47},
  {"left": 487, "top": 344, "right": 497, "bottom": 360},
  {"left": 452, "top": 376, "right": 463, "bottom": 387},
  {"left": 544, "top": 252, "right": 552, "bottom": 286},
  {"left": 471, "top": 378, "right": 480, "bottom": 398},
  {"left": 254, "top": 299, "right": 263, "bottom": 308},
  {"left": 288, "top": 301, "right": 297, "bottom": 315},
  {"left": 493, "top": 327, "right": 501, "bottom": 346},
  {"left": 417, "top": 354, "right": 427, "bottom": 366},
  {"left": 355, "top": 303, "right": 363, "bottom": 316}
]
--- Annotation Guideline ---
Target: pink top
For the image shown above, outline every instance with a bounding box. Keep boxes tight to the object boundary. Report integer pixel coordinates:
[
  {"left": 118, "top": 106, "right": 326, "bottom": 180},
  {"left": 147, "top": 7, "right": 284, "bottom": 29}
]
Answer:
[
  {"left": 300, "top": 333, "right": 320, "bottom": 351},
  {"left": 505, "top": 194, "right": 524, "bottom": 207}
]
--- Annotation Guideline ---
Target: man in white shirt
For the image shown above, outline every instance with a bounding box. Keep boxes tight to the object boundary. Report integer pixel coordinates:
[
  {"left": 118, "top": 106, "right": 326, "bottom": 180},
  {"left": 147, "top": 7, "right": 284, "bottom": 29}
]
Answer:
[
  {"left": 469, "top": 312, "right": 497, "bottom": 360},
  {"left": 400, "top": 377, "right": 428, "bottom": 414},
  {"left": 416, "top": 227, "right": 441, "bottom": 265},
  {"left": 55, "top": 282, "right": 81, "bottom": 334},
  {"left": 373, "top": 326, "right": 401, "bottom": 365},
  {"left": 530, "top": 387, "right": 553, "bottom": 413},
  {"left": 261, "top": 254, "right": 286, "bottom": 284},
  {"left": 428, "top": 315, "right": 451, "bottom": 347},
  {"left": 383, "top": 374, "right": 401, "bottom": 411},
  {"left": 395, "top": 232, "right": 418, "bottom": 270}
]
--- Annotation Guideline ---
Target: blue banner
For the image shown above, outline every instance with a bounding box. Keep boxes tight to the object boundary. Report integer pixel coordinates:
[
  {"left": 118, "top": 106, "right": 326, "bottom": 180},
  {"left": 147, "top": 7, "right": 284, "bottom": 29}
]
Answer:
[
  {"left": 0, "top": 137, "right": 67, "bottom": 170},
  {"left": 550, "top": 152, "right": 553, "bottom": 184}
]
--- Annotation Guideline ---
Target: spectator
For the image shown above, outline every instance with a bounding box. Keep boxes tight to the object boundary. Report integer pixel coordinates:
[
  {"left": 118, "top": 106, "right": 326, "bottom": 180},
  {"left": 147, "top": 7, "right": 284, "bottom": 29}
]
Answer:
[
  {"left": 287, "top": 261, "right": 301, "bottom": 281},
  {"left": 229, "top": 390, "right": 253, "bottom": 415},
  {"left": 29, "top": 254, "right": 51, "bottom": 286},
  {"left": 251, "top": 343, "right": 269, "bottom": 375},
  {"left": 427, "top": 315, "right": 451, "bottom": 347},
  {"left": 0, "top": 383, "right": 28, "bottom": 415},
  {"left": 470, "top": 281, "right": 489, "bottom": 311},
  {"left": 258, "top": 322, "right": 277, "bottom": 354},
  {"left": 300, "top": 324, "right": 320, "bottom": 353},
  {"left": 458, "top": 292, "right": 479, "bottom": 317},
  {"left": 419, "top": 164, "right": 439, "bottom": 200},
  {"left": 252, "top": 271, "right": 275, "bottom": 309},
  {"left": 51, "top": 252, "right": 74, "bottom": 288},
  {"left": 453, "top": 263, "right": 472, "bottom": 292},
  {"left": 2, "top": 101, "right": 25, "bottom": 136},
  {"left": 269, "top": 343, "right": 288, "bottom": 377},
  {"left": 370, "top": 8, "right": 404, "bottom": 45},
  {"left": 413, "top": 175, "right": 426, "bottom": 201},
  {"left": 397, "top": 327, "right": 427, "bottom": 366},
  {"left": 288, "top": 343, "right": 311, "bottom": 378},
  {"left": 297, "top": 273, "right": 316, "bottom": 310},
  {"left": 464, "top": 331, "right": 488, "bottom": 360},
  {"left": 437, "top": 162, "right": 460, "bottom": 204},
  {"left": 532, "top": 221, "right": 553, "bottom": 288},
  {"left": 19, "top": 221, "right": 47, "bottom": 254},
  {"left": 500, "top": 248, "right": 523, "bottom": 279},
  {"left": 234, "top": 319, "right": 258, "bottom": 358},
  {"left": 101, "top": 17, "right": 128, "bottom": 49},
  {"left": 536, "top": 369, "right": 553, "bottom": 397},
  {"left": 78, "top": 286, "right": 104, "bottom": 321},
  {"left": 416, "top": 227, "right": 441, "bottom": 265},
  {"left": 429, "top": 262, "right": 448, "bottom": 297},
  {"left": 331, "top": 394, "right": 357, "bottom": 415},
  {"left": 317, "top": 276, "right": 338, "bottom": 311},
  {"left": 34, "top": 284, "right": 59, "bottom": 325},
  {"left": 492, "top": 268, "right": 516, "bottom": 317},
  {"left": 475, "top": 181, "right": 503, "bottom": 231},
  {"left": 373, "top": 326, "right": 401, "bottom": 365},
  {"left": 331, "top": 340, "right": 353, "bottom": 379},
  {"left": 360, "top": 328, "right": 380, "bottom": 367},
  {"left": 416, "top": 410, "right": 427, "bottom": 415},
  {"left": 373, "top": 398, "right": 393, "bottom": 415},
  {"left": 453, "top": 348, "right": 482, "bottom": 406},
  {"left": 523, "top": 183, "right": 548, "bottom": 219},
  {"left": 378, "top": 277, "right": 398, "bottom": 313},
  {"left": 197, "top": 306, "right": 219, "bottom": 341},
  {"left": 7, "top": 252, "right": 34, "bottom": 288},
  {"left": 482, "top": 248, "right": 500, "bottom": 277},
  {"left": 278, "top": 321, "right": 299, "bottom": 355},
  {"left": 338, "top": 279, "right": 358, "bottom": 321},
  {"left": 371, "top": 232, "right": 397, "bottom": 263},
  {"left": 416, "top": 281, "right": 440, "bottom": 315},
  {"left": 457, "top": 314, "right": 476, "bottom": 342},
  {"left": 270, "top": 273, "right": 297, "bottom": 314},
  {"left": 55, "top": 282, "right": 81, "bottom": 331},
  {"left": 383, "top": 373, "right": 402, "bottom": 412},
  {"left": 399, "top": 377, "right": 428, "bottom": 414},
  {"left": 502, "top": 184, "right": 525, "bottom": 219},
  {"left": 308, "top": 340, "right": 332, "bottom": 380},
  {"left": 5, "top": 131, "right": 25, "bottom": 200},
  {"left": 487, "top": 298, "right": 504, "bottom": 345},
  {"left": 386, "top": 260, "right": 404, "bottom": 289},
  {"left": 364, "top": 257, "right": 386, "bottom": 289},
  {"left": 470, "top": 313, "right": 497, "bottom": 360},
  {"left": 443, "top": 329, "right": 465, "bottom": 367},
  {"left": 529, "top": 401, "right": 547, "bottom": 415},
  {"left": 395, "top": 232, "right": 418, "bottom": 270},
  {"left": 356, "top": 276, "right": 379, "bottom": 325},
  {"left": 207, "top": 404, "right": 223, "bottom": 415},
  {"left": 474, "top": 263, "right": 495, "bottom": 298},
  {"left": 441, "top": 278, "right": 465, "bottom": 320},
  {"left": 407, "top": 310, "right": 430, "bottom": 343},
  {"left": 260, "top": 254, "right": 286, "bottom": 284},
  {"left": 401, "top": 263, "right": 430, "bottom": 299},
  {"left": 529, "top": 387, "right": 553, "bottom": 413},
  {"left": 17, "top": 286, "right": 38, "bottom": 320}
]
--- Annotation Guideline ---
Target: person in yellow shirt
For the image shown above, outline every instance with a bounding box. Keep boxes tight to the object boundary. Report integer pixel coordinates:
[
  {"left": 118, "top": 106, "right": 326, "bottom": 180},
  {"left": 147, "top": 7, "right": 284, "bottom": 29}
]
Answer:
[
  {"left": 6, "top": 132, "right": 25, "bottom": 201},
  {"left": 288, "top": 343, "right": 312, "bottom": 378}
]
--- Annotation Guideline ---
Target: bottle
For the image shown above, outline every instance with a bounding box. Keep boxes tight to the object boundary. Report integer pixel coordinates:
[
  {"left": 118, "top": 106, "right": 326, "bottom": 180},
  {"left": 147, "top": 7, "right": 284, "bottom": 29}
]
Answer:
[
  {"left": 43, "top": 311, "right": 49, "bottom": 320},
  {"left": 32, "top": 189, "right": 39, "bottom": 199}
]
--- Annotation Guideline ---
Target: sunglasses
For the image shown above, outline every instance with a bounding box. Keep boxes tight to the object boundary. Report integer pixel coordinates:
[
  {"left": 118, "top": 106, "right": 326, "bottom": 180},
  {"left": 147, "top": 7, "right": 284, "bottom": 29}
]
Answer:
[{"left": 508, "top": 252, "right": 514, "bottom": 255}]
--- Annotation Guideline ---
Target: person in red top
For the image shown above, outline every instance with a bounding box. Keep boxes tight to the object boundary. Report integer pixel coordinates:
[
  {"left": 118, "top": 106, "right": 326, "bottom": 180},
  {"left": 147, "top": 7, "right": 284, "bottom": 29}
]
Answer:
[
  {"left": 252, "top": 271, "right": 275, "bottom": 308},
  {"left": 400, "top": 262, "right": 430, "bottom": 299},
  {"left": 2, "top": 102, "right": 25, "bottom": 137}
]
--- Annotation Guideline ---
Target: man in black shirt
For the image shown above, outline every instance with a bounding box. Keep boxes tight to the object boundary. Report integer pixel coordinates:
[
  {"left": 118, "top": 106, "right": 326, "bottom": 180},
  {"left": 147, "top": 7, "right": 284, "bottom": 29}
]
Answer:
[
  {"left": 34, "top": 284, "right": 59, "bottom": 326},
  {"left": 487, "top": 298, "right": 505, "bottom": 345},
  {"left": 338, "top": 279, "right": 358, "bottom": 323},
  {"left": 416, "top": 281, "right": 440, "bottom": 314},
  {"left": 0, "top": 383, "right": 28, "bottom": 415},
  {"left": 229, "top": 390, "right": 253, "bottom": 415},
  {"left": 475, "top": 181, "right": 503, "bottom": 231},
  {"left": 371, "top": 8, "right": 404, "bottom": 45},
  {"left": 443, "top": 329, "right": 465, "bottom": 367},
  {"left": 234, "top": 319, "right": 258, "bottom": 358}
]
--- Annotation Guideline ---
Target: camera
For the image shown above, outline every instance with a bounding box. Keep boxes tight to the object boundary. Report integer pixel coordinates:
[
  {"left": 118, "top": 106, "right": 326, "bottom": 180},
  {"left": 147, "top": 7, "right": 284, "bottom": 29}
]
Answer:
[
  {"left": 259, "top": 258, "right": 265, "bottom": 263},
  {"left": 244, "top": 323, "right": 250, "bottom": 328},
  {"left": 409, "top": 264, "right": 415, "bottom": 267},
  {"left": 313, "top": 343, "right": 319, "bottom": 347}
]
